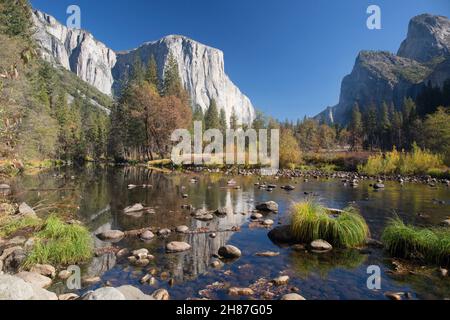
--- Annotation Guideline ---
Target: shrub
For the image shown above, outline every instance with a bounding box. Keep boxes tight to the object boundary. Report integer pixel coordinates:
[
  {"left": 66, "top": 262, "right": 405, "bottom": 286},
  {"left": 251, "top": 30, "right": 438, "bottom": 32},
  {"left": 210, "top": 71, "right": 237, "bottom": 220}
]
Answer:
[
  {"left": 382, "top": 218, "right": 450, "bottom": 267},
  {"left": 290, "top": 201, "right": 369, "bottom": 248},
  {"left": 24, "top": 215, "right": 93, "bottom": 267},
  {"left": 358, "top": 145, "right": 445, "bottom": 176}
]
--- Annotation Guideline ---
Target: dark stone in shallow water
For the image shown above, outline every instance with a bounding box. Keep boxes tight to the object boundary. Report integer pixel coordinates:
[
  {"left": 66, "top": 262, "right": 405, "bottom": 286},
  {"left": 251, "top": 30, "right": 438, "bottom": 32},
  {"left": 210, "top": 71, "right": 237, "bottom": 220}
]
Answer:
[{"left": 268, "top": 225, "right": 297, "bottom": 245}]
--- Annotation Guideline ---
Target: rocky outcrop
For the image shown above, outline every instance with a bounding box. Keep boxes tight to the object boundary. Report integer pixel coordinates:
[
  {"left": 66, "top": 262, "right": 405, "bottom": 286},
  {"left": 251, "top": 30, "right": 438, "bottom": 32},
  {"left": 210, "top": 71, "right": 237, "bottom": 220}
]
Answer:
[
  {"left": 32, "top": 11, "right": 256, "bottom": 124},
  {"left": 316, "top": 14, "right": 450, "bottom": 125},
  {"left": 32, "top": 10, "right": 117, "bottom": 96},
  {"left": 113, "top": 35, "right": 256, "bottom": 124},
  {"left": 398, "top": 14, "right": 450, "bottom": 63}
]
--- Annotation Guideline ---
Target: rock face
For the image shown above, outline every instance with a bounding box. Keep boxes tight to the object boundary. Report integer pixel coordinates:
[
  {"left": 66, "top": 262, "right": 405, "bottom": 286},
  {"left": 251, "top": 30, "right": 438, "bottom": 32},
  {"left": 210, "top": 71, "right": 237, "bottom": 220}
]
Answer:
[
  {"left": 32, "top": 11, "right": 256, "bottom": 124},
  {"left": 398, "top": 14, "right": 450, "bottom": 63},
  {"left": 316, "top": 14, "right": 450, "bottom": 124},
  {"left": 32, "top": 10, "right": 117, "bottom": 96},
  {"left": 113, "top": 35, "right": 255, "bottom": 124}
]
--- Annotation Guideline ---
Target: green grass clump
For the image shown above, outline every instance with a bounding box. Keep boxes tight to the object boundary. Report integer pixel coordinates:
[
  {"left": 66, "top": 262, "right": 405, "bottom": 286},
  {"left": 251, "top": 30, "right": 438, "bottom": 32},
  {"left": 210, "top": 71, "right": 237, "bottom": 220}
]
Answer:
[
  {"left": 290, "top": 201, "right": 369, "bottom": 248},
  {"left": 382, "top": 218, "right": 450, "bottom": 267},
  {"left": 0, "top": 215, "right": 41, "bottom": 237},
  {"left": 24, "top": 215, "right": 93, "bottom": 267}
]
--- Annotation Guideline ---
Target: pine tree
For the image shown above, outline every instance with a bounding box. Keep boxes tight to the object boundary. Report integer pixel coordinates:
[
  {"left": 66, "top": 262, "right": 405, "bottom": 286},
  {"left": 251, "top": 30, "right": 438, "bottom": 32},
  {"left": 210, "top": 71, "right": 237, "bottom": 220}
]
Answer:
[
  {"left": 230, "top": 108, "right": 239, "bottom": 130},
  {"left": 219, "top": 108, "right": 227, "bottom": 133},
  {"left": 379, "top": 102, "right": 392, "bottom": 150},
  {"left": 162, "top": 53, "right": 182, "bottom": 97},
  {"left": 145, "top": 54, "right": 159, "bottom": 90},
  {"left": 349, "top": 103, "right": 363, "bottom": 151},
  {"left": 131, "top": 55, "right": 145, "bottom": 85},
  {"left": 204, "top": 99, "right": 220, "bottom": 130},
  {"left": 0, "top": 0, "right": 32, "bottom": 39},
  {"left": 364, "top": 104, "right": 378, "bottom": 150}
]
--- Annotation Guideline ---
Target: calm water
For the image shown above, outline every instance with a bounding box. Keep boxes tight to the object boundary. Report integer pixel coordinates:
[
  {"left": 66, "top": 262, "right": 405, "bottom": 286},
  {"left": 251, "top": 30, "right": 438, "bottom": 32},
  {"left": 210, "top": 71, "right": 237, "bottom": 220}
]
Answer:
[{"left": 10, "top": 165, "right": 450, "bottom": 300}]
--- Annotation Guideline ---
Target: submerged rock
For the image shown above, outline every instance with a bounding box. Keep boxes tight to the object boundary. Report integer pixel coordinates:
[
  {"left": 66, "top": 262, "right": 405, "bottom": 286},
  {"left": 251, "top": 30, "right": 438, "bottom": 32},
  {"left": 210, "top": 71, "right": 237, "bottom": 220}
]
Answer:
[
  {"left": 96, "top": 230, "right": 125, "bottom": 241},
  {"left": 256, "top": 201, "right": 279, "bottom": 212},
  {"left": 228, "top": 287, "right": 254, "bottom": 296},
  {"left": 268, "top": 225, "right": 297, "bottom": 244},
  {"left": 218, "top": 245, "right": 242, "bottom": 259},
  {"left": 166, "top": 241, "right": 191, "bottom": 253},
  {"left": 255, "top": 251, "right": 280, "bottom": 257}
]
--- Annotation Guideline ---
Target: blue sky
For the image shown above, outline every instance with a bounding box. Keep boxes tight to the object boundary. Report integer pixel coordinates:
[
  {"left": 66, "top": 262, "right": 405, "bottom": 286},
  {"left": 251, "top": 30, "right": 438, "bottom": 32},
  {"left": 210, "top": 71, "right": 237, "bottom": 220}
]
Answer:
[{"left": 30, "top": 0, "right": 449, "bottom": 120}]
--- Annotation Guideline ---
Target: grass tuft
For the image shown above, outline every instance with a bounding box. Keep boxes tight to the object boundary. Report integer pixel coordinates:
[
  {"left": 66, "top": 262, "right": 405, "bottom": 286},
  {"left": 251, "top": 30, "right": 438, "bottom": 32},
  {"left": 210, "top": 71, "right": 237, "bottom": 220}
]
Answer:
[
  {"left": 24, "top": 215, "right": 93, "bottom": 267},
  {"left": 290, "top": 201, "right": 369, "bottom": 248},
  {"left": 0, "top": 215, "right": 41, "bottom": 238},
  {"left": 382, "top": 218, "right": 450, "bottom": 267}
]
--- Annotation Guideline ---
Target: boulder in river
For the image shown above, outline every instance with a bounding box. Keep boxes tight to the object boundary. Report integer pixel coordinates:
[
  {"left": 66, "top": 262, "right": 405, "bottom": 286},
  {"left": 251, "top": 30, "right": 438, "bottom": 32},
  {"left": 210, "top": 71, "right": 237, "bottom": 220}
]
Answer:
[
  {"left": 373, "top": 183, "right": 385, "bottom": 189},
  {"left": 140, "top": 230, "right": 155, "bottom": 241},
  {"left": 268, "top": 225, "right": 297, "bottom": 245},
  {"left": 176, "top": 225, "right": 189, "bottom": 233},
  {"left": 256, "top": 201, "right": 279, "bottom": 212},
  {"left": 166, "top": 241, "right": 191, "bottom": 253},
  {"left": 310, "top": 240, "right": 333, "bottom": 252},
  {"left": 218, "top": 245, "right": 242, "bottom": 259},
  {"left": 96, "top": 230, "right": 125, "bottom": 241},
  {"left": 117, "top": 285, "right": 154, "bottom": 300},
  {"left": 123, "top": 203, "right": 145, "bottom": 214},
  {"left": 215, "top": 207, "right": 232, "bottom": 216}
]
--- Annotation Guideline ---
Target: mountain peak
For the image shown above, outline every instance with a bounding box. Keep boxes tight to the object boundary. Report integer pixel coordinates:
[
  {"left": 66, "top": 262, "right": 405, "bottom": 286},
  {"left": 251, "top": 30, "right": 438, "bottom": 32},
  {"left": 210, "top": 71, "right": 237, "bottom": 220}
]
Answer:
[{"left": 398, "top": 13, "right": 450, "bottom": 62}]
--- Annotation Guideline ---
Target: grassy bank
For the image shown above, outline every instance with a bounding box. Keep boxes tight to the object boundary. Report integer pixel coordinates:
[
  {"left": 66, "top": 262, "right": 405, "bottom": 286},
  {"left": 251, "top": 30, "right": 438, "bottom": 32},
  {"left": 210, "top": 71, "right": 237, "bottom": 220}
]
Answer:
[
  {"left": 24, "top": 215, "right": 93, "bottom": 267},
  {"left": 382, "top": 218, "right": 450, "bottom": 267},
  {"left": 358, "top": 146, "right": 448, "bottom": 177},
  {"left": 290, "top": 201, "right": 370, "bottom": 248},
  {"left": 0, "top": 213, "right": 93, "bottom": 267}
]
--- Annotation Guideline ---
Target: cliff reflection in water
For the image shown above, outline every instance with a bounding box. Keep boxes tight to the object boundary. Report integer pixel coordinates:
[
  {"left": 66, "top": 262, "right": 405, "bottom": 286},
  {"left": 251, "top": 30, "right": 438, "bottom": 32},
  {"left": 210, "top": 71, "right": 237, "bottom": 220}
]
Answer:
[{"left": 77, "top": 166, "right": 255, "bottom": 281}]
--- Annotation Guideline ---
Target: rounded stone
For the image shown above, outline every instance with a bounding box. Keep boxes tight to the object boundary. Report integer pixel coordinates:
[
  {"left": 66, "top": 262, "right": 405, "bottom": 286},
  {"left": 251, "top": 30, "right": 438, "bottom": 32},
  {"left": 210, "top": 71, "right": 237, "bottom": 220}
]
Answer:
[
  {"left": 176, "top": 225, "right": 189, "bottom": 233},
  {"left": 281, "top": 293, "right": 306, "bottom": 300},
  {"left": 218, "top": 245, "right": 242, "bottom": 259},
  {"left": 310, "top": 239, "right": 333, "bottom": 252},
  {"left": 140, "top": 230, "right": 155, "bottom": 241},
  {"left": 166, "top": 241, "right": 191, "bottom": 253}
]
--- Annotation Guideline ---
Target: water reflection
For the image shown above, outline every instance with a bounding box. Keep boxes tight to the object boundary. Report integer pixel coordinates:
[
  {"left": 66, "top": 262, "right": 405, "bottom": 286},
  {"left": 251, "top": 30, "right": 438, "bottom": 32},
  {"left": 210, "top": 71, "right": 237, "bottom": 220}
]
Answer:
[{"left": 10, "top": 165, "right": 450, "bottom": 300}]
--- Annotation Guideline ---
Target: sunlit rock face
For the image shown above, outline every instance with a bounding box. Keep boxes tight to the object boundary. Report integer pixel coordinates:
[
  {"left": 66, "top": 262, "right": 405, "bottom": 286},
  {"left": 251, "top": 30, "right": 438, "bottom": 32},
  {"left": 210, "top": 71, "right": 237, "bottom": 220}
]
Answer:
[
  {"left": 398, "top": 14, "right": 450, "bottom": 63},
  {"left": 32, "top": 10, "right": 117, "bottom": 96},
  {"left": 113, "top": 35, "right": 256, "bottom": 125},
  {"left": 32, "top": 11, "right": 256, "bottom": 124}
]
